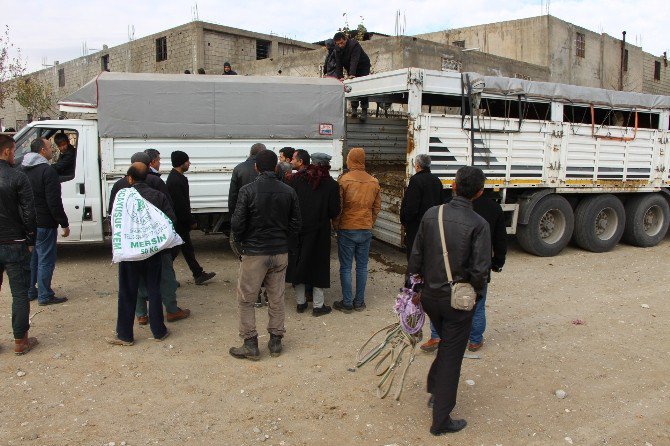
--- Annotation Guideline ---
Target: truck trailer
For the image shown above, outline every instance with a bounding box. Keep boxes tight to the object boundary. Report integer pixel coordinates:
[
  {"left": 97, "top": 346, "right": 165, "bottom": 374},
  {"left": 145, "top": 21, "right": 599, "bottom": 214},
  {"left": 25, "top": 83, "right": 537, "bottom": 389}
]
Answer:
[{"left": 343, "top": 68, "right": 670, "bottom": 256}]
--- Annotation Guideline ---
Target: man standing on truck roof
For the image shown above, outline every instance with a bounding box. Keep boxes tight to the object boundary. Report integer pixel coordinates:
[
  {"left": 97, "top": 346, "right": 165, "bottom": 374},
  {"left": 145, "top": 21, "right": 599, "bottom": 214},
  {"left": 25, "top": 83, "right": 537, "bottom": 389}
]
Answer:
[
  {"left": 167, "top": 151, "right": 216, "bottom": 286},
  {"left": 106, "top": 162, "right": 174, "bottom": 346},
  {"left": 332, "top": 147, "right": 381, "bottom": 313},
  {"left": 408, "top": 166, "right": 491, "bottom": 435},
  {"left": 400, "top": 154, "right": 444, "bottom": 263},
  {"left": 222, "top": 62, "right": 237, "bottom": 75},
  {"left": 229, "top": 149, "right": 301, "bottom": 360},
  {"left": 21, "top": 138, "right": 70, "bottom": 307},
  {"left": 333, "top": 32, "right": 371, "bottom": 121},
  {"left": 0, "top": 134, "right": 39, "bottom": 355}
]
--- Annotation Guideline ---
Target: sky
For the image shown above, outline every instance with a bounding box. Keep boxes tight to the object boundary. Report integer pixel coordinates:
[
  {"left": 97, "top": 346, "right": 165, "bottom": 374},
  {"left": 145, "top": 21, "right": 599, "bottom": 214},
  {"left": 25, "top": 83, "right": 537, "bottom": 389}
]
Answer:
[{"left": 3, "top": 0, "right": 669, "bottom": 73}]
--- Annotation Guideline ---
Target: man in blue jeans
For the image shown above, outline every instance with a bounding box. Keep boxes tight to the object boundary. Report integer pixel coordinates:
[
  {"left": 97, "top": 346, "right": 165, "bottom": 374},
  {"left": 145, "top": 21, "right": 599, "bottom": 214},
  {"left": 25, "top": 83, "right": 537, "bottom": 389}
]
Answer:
[
  {"left": 332, "top": 148, "right": 381, "bottom": 313},
  {"left": 21, "top": 138, "right": 70, "bottom": 306},
  {"left": 421, "top": 194, "right": 507, "bottom": 352}
]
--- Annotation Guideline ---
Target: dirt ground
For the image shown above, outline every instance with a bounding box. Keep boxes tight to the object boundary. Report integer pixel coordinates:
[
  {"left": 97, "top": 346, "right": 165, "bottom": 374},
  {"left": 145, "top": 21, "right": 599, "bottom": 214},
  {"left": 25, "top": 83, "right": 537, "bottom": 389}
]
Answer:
[{"left": 1, "top": 232, "right": 668, "bottom": 446}]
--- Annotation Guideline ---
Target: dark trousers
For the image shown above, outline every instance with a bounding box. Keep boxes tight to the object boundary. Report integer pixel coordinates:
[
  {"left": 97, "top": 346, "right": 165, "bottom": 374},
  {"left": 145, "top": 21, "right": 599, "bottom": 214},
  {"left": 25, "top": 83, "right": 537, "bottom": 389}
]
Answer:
[
  {"left": 0, "top": 243, "right": 32, "bottom": 339},
  {"left": 422, "top": 294, "right": 474, "bottom": 431},
  {"left": 117, "top": 253, "right": 167, "bottom": 342},
  {"left": 172, "top": 229, "right": 203, "bottom": 278},
  {"left": 404, "top": 225, "right": 418, "bottom": 263}
]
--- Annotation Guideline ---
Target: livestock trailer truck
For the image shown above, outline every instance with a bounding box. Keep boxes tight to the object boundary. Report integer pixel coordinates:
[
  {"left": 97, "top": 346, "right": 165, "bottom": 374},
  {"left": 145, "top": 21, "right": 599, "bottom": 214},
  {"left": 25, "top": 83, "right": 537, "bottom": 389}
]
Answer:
[
  {"left": 12, "top": 72, "right": 345, "bottom": 243},
  {"left": 344, "top": 68, "right": 670, "bottom": 256}
]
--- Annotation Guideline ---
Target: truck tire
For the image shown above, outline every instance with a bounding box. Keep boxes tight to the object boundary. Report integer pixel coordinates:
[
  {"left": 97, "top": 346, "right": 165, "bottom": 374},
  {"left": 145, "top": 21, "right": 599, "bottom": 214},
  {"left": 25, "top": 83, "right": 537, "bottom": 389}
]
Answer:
[
  {"left": 517, "top": 194, "right": 574, "bottom": 256},
  {"left": 573, "top": 194, "right": 625, "bottom": 252},
  {"left": 622, "top": 193, "right": 670, "bottom": 247}
]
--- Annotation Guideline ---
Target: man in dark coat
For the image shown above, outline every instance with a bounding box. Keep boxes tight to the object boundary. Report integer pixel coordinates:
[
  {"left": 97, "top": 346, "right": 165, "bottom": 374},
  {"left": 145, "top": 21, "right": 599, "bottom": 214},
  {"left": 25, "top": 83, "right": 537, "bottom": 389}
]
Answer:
[
  {"left": 106, "top": 162, "right": 175, "bottom": 346},
  {"left": 229, "top": 143, "right": 266, "bottom": 215},
  {"left": 222, "top": 62, "right": 237, "bottom": 75},
  {"left": 400, "top": 154, "right": 443, "bottom": 262},
  {"left": 333, "top": 32, "right": 371, "bottom": 120},
  {"left": 229, "top": 150, "right": 301, "bottom": 360},
  {"left": 52, "top": 133, "right": 76, "bottom": 181},
  {"left": 408, "top": 166, "right": 491, "bottom": 436},
  {"left": 108, "top": 152, "right": 171, "bottom": 215},
  {"left": 21, "top": 138, "right": 70, "bottom": 306},
  {"left": 0, "top": 134, "right": 39, "bottom": 355},
  {"left": 285, "top": 152, "right": 340, "bottom": 316},
  {"left": 166, "top": 151, "right": 216, "bottom": 285},
  {"left": 323, "top": 39, "right": 342, "bottom": 78}
]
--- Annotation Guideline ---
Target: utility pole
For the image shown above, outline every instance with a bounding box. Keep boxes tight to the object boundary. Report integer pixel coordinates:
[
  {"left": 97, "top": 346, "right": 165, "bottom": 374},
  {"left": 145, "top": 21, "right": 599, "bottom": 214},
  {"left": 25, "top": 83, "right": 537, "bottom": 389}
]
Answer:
[{"left": 619, "top": 30, "right": 626, "bottom": 91}]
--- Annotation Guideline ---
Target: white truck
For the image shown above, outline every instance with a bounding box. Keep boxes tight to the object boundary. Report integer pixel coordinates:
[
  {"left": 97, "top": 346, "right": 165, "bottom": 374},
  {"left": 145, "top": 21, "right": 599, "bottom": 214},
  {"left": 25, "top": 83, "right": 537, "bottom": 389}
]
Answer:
[
  {"left": 12, "top": 72, "right": 345, "bottom": 242},
  {"left": 343, "top": 68, "right": 670, "bottom": 256}
]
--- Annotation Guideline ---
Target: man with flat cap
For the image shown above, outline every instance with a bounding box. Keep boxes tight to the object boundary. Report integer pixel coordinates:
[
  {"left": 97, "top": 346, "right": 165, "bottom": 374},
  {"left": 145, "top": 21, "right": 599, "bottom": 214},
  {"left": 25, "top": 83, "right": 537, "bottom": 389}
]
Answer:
[{"left": 167, "top": 150, "right": 216, "bottom": 285}]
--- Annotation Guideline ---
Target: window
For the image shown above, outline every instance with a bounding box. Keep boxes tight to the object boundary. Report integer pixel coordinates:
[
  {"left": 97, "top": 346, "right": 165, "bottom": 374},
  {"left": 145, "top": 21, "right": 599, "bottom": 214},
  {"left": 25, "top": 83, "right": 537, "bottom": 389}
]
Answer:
[
  {"left": 575, "top": 32, "right": 585, "bottom": 58},
  {"left": 452, "top": 40, "right": 465, "bottom": 48},
  {"left": 654, "top": 60, "right": 661, "bottom": 80},
  {"left": 58, "top": 68, "right": 65, "bottom": 87},
  {"left": 156, "top": 37, "right": 168, "bottom": 62},
  {"left": 256, "top": 40, "right": 270, "bottom": 60},
  {"left": 101, "top": 54, "right": 109, "bottom": 71},
  {"left": 623, "top": 49, "right": 628, "bottom": 72}
]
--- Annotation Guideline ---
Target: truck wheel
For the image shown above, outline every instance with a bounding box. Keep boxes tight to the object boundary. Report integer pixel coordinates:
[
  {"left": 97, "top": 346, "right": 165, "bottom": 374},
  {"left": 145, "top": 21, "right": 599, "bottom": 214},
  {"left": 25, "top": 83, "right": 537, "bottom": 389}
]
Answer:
[
  {"left": 573, "top": 194, "right": 625, "bottom": 252},
  {"left": 517, "top": 194, "right": 574, "bottom": 256},
  {"left": 622, "top": 194, "right": 670, "bottom": 247}
]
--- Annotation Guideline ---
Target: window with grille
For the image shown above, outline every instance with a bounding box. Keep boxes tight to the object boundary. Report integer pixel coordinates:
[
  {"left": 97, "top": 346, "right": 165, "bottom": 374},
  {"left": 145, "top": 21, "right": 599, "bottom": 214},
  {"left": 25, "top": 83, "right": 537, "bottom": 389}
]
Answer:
[
  {"left": 101, "top": 54, "right": 109, "bottom": 71},
  {"left": 654, "top": 60, "right": 661, "bottom": 80},
  {"left": 58, "top": 68, "right": 65, "bottom": 87},
  {"left": 256, "top": 40, "right": 270, "bottom": 60},
  {"left": 156, "top": 37, "right": 168, "bottom": 62},
  {"left": 575, "top": 32, "right": 585, "bottom": 58}
]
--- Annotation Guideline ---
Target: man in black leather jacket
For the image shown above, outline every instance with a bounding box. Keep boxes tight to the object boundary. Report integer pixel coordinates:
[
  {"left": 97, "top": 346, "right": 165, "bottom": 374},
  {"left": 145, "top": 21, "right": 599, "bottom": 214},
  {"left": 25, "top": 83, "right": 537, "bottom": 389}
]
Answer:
[
  {"left": 229, "top": 149, "right": 301, "bottom": 361},
  {"left": 228, "top": 143, "right": 265, "bottom": 215},
  {"left": 0, "top": 135, "right": 39, "bottom": 354},
  {"left": 408, "top": 166, "right": 491, "bottom": 436}
]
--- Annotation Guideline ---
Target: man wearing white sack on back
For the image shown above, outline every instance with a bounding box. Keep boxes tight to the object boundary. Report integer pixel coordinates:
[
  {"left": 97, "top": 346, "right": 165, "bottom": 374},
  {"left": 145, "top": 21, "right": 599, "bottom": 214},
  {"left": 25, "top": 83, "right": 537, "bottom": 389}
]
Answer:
[{"left": 107, "top": 162, "right": 181, "bottom": 346}]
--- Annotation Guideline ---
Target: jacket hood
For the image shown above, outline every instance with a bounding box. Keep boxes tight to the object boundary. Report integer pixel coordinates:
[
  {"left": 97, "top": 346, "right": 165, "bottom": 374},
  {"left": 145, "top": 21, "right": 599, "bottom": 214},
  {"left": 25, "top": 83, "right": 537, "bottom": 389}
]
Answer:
[
  {"left": 347, "top": 148, "right": 366, "bottom": 171},
  {"left": 21, "top": 152, "right": 49, "bottom": 168}
]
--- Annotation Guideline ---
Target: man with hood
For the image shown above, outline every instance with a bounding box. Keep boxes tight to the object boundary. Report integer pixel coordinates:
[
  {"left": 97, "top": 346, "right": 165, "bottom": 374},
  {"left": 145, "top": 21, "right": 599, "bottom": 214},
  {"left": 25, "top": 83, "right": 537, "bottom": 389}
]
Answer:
[
  {"left": 332, "top": 147, "right": 380, "bottom": 313},
  {"left": 21, "top": 138, "right": 70, "bottom": 306},
  {"left": 286, "top": 152, "right": 340, "bottom": 316},
  {"left": 223, "top": 62, "right": 237, "bottom": 75}
]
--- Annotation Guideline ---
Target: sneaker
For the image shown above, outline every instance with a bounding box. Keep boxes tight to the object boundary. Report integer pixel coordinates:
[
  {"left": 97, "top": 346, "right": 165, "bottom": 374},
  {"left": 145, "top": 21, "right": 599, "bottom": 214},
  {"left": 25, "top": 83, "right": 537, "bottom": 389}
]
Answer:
[
  {"left": 167, "top": 308, "right": 190, "bottom": 322},
  {"left": 353, "top": 303, "right": 366, "bottom": 312},
  {"left": 268, "top": 334, "right": 283, "bottom": 357},
  {"left": 420, "top": 338, "right": 441, "bottom": 352},
  {"left": 154, "top": 330, "right": 170, "bottom": 342},
  {"left": 333, "top": 300, "right": 353, "bottom": 314},
  {"left": 194, "top": 271, "right": 216, "bottom": 285},
  {"left": 296, "top": 303, "right": 308, "bottom": 313},
  {"left": 106, "top": 336, "right": 134, "bottom": 346},
  {"left": 38, "top": 296, "right": 68, "bottom": 306},
  {"left": 468, "top": 340, "right": 483, "bottom": 352},
  {"left": 137, "top": 315, "right": 149, "bottom": 325},
  {"left": 312, "top": 305, "right": 332, "bottom": 317}
]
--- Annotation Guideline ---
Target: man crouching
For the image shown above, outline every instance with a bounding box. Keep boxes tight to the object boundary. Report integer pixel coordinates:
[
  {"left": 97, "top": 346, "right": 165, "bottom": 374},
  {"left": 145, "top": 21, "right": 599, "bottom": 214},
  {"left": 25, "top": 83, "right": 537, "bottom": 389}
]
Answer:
[{"left": 229, "top": 149, "right": 301, "bottom": 360}]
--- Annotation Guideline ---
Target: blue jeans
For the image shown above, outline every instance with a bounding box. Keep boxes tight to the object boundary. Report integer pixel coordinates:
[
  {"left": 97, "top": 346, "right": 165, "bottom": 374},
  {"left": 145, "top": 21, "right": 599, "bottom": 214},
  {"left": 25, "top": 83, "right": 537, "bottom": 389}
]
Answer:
[
  {"left": 0, "top": 243, "right": 32, "bottom": 339},
  {"left": 430, "top": 282, "right": 488, "bottom": 343},
  {"left": 28, "top": 228, "right": 58, "bottom": 303},
  {"left": 337, "top": 229, "right": 372, "bottom": 307}
]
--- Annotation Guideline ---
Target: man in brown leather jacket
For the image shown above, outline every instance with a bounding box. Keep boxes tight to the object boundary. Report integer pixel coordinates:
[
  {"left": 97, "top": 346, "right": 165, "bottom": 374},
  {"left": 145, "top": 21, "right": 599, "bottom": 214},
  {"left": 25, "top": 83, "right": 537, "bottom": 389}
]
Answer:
[
  {"left": 332, "top": 147, "right": 381, "bottom": 313},
  {"left": 408, "top": 166, "right": 491, "bottom": 436}
]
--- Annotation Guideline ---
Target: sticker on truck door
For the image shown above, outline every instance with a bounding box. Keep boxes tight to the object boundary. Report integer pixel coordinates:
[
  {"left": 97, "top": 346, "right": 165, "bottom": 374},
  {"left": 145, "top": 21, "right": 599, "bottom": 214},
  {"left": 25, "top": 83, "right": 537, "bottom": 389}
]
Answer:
[{"left": 319, "top": 123, "right": 333, "bottom": 136}]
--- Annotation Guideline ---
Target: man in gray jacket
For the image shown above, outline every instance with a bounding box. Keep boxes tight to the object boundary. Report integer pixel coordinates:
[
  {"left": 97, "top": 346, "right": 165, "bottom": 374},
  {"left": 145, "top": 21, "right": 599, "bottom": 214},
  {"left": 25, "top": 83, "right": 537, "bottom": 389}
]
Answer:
[{"left": 408, "top": 166, "right": 491, "bottom": 436}]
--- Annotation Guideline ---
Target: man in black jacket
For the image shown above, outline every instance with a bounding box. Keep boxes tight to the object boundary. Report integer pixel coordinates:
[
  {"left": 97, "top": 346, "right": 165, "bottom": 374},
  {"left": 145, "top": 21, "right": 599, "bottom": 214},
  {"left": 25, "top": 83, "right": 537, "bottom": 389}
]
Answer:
[
  {"left": 107, "top": 152, "right": 170, "bottom": 215},
  {"left": 400, "top": 154, "right": 443, "bottom": 262},
  {"left": 228, "top": 143, "right": 266, "bottom": 215},
  {"left": 21, "top": 138, "right": 70, "bottom": 306},
  {"left": 333, "top": 32, "right": 371, "bottom": 120},
  {"left": 229, "top": 150, "right": 301, "bottom": 360},
  {"left": 106, "top": 163, "right": 174, "bottom": 346},
  {"left": 0, "top": 135, "right": 39, "bottom": 354},
  {"left": 52, "top": 133, "right": 76, "bottom": 181},
  {"left": 408, "top": 166, "right": 491, "bottom": 435},
  {"left": 166, "top": 150, "right": 215, "bottom": 285}
]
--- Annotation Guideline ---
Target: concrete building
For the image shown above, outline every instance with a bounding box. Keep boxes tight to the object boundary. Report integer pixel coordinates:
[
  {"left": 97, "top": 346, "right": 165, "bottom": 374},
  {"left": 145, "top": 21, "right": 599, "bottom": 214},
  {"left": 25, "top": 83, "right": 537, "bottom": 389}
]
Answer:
[
  {"left": 416, "top": 15, "right": 670, "bottom": 95},
  {"left": 1, "top": 21, "right": 316, "bottom": 128}
]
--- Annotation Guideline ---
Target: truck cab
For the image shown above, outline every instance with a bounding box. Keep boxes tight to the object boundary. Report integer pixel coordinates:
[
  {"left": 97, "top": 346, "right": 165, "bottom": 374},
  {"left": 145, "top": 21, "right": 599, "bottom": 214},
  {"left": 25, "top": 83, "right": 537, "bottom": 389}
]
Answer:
[{"left": 13, "top": 119, "right": 104, "bottom": 242}]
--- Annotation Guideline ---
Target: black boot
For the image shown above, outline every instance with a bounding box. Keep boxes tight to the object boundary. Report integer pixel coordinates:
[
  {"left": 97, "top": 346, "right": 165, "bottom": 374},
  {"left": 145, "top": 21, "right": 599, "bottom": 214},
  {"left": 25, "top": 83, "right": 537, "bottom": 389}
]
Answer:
[
  {"left": 229, "top": 336, "right": 260, "bottom": 361},
  {"left": 268, "top": 334, "right": 283, "bottom": 357}
]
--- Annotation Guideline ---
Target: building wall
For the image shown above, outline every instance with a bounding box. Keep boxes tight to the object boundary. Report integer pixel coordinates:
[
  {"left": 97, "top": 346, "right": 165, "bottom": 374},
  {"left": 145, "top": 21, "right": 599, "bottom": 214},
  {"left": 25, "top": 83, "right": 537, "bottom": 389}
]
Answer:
[
  {"left": 642, "top": 53, "right": 670, "bottom": 95},
  {"left": 0, "top": 21, "right": 316, "bottom": 128}
]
